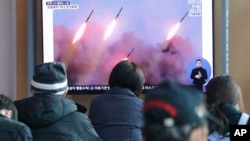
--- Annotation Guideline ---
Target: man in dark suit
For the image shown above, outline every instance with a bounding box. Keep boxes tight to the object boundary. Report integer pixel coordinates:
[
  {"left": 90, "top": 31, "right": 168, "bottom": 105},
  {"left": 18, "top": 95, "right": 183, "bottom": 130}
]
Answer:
[{"left": 190, "top": 59, "right": 208, "bottom": 91}]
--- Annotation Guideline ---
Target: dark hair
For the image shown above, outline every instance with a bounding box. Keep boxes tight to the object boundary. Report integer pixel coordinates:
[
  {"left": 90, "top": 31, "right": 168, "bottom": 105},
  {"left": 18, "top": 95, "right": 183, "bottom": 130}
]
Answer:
[
  {"left": 206, "top": 75, "right": 241, "bottom": 106},
  {"left": 108, "top": 60, "right": 145, "bottom": 96},
  {"left": 196, "top": 59, "right": 202, "bottom": 63},
  {"left": 0, "top": 94, "right": 18, "bottom": 120},
  {"left": 205, "top": 74, "right": 241, "bottom": 134}
]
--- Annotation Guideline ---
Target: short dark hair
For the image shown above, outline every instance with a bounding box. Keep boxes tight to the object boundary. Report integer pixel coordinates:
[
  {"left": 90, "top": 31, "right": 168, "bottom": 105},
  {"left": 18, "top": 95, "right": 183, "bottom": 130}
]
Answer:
[
  {"left": 196, "top": 59, "right": 202, "bottom": 63},
  {"left": 0, "top": 94, "right": 17, "bottom": 120},
  {"left": 108, "top": 60, "right": 145, "bottom": 96}
]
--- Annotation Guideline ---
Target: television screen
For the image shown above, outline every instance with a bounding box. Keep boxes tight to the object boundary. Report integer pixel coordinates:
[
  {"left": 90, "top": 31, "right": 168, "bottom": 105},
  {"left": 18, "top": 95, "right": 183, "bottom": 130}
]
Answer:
[{"left": 42, "top": 0, "right": 214, "bottom": 94}]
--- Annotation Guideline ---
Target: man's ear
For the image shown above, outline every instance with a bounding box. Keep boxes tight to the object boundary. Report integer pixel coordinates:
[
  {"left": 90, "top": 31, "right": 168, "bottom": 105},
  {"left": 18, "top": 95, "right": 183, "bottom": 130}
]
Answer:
[{"left": 61, "top": 89, "right": 68, "bottom": 98}]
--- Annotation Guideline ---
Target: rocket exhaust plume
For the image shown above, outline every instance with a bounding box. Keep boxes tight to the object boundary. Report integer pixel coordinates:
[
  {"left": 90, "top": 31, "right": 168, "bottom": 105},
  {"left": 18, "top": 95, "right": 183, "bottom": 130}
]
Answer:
[
  {"left": 165, "top": 23, "right": 181, "bottom": 41},
  {"left": 63, "top": 10, "right": 94, "bottom": 64},
  {"left": 72, "top": 10, "right": 94, "bottom": 44},
  {"left": 162, "top": 11, "right": 189, "bottom": 52},
  {"left": 104, "top": 7, "right": 123, "bottom": 40},
  {"left": 166, "top": 10, "right": 189, "bottom": 41},
  {"left": 104, "top": 20, "right": 117, "bottom": 40}
]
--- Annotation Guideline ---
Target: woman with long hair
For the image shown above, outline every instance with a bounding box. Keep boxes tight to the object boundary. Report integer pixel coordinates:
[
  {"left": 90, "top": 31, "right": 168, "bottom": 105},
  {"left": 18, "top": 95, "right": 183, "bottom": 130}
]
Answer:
[{"left": 205, "top": 74, "right": 249, "bottom": 140}]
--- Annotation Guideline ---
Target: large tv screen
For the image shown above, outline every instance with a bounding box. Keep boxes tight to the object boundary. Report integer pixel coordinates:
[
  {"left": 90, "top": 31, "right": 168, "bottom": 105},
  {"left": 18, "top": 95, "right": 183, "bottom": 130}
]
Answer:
[{"left": 42, "top": 0, "right": 214, "bottom": 94}]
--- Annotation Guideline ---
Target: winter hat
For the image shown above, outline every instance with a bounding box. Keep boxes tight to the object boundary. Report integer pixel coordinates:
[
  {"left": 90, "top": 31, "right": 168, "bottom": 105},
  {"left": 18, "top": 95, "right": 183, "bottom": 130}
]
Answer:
[
  {"left": 31, "top": 62, "right": 68, "bottom": 95},
  {"left": 143, "top": 79, "right": 208, "bottom": 127}
]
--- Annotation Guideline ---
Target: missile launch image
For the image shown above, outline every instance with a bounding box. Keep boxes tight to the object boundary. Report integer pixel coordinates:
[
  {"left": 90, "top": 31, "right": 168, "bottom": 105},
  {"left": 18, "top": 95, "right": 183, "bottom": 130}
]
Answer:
[
  {"left": 127, "top": 48, "right": 134, "bottom": 58},
  {"left": 104, "top": 7, "right": 123, "bottom": 40},
  {"left": 62, "top": 9, "right": 95, "bottom": 64},
  {"left": 123, "top": 48, "right": 135, "bottom": 60},
  {"left": 72, "top": 10, "right": 94, "bottom": 44},
  {"left": 46, "top": 0, "right": 213, "bottom": 93},
  {"left": 162, "top": 10, "right": 190, "bottom": 53}
]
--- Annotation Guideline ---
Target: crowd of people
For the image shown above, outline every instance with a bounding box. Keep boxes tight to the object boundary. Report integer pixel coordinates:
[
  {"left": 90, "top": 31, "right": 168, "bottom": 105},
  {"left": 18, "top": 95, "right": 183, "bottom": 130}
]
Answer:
[{"left": 0, "top": 61, "right": 249, "bottom": 141}]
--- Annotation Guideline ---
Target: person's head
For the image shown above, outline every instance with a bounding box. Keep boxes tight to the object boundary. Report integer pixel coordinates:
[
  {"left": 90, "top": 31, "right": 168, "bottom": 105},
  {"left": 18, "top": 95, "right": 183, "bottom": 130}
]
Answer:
[
  {"left": 205, "top": 74, "right": 241, "bottom": 108},
  {"left": 108, "top": 60, "right": 145, "bottom": 96},
  {"left": 0, "top": 94, "right": 17, "bottom": 120},
  {"left": 195, "top": 59, "right": 202, "bottom": 68},
  {"left": 143, "top": 79, "right": 208, "bottom": 141},
  {"left": 205, "top": 74, "right": 242, "bottom": 134},
  {"left": 30, "top": 62, "right": 68, "bottom": 97}
]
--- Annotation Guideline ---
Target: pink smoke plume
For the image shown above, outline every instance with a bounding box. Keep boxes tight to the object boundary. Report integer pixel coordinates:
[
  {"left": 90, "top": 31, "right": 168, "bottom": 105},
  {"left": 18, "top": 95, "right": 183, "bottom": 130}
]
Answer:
[{"left": 54, "top": 22, "right": 199, "bottom": 86}]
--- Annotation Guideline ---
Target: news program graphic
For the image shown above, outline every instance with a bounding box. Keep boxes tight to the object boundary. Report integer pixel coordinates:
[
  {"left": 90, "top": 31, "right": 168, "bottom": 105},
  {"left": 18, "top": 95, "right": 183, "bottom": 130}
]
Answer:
[
  {"left": 42, "top": 0, "right": 213, "bottom": 94},
  {"left": 186, "top": 57, "right": 212, "bottom": 84},
  {"left": 230, "top": 125, "right": 250, "bottom": 141},
  {"left": 45, "top": 1, "right": 79, "bottom": 10}
]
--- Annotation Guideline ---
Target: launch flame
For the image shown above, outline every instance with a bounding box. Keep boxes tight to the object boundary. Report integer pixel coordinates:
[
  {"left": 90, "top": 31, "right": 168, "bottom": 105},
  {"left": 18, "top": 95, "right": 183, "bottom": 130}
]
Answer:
[
  {"left": 123, "top": 57, "right": 128, "bottom": 60},
  {"left": 72, "top": 22, "right": 87, "bottom": 44},
  {"left": 123, "top": 48, "right": 135, "bottom": 60},
  {"left": 166, "top": 22, "right": 181, "bottom": 40},
  {"left": 72, "top": 10, "right": 94, "bottom": 44},
  {"left": 104, "top": 19, "right": 117, "bottom": 40}
]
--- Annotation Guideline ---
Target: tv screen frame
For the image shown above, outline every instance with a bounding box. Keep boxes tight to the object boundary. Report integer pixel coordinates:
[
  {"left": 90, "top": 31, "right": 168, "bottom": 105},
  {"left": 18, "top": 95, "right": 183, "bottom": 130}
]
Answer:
[{"left": 41, "top": 0, "right": 214, "bottom": 94}]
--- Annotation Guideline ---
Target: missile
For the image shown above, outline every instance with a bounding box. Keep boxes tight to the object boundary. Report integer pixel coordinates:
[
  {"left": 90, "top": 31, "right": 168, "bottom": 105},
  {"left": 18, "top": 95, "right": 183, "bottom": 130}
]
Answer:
[
  {"left": 115, "top": 7, "right": 123, "bottom": 19},
  {"left": 180, "top": 10, "right": 189, "bottom": 23},
  {"left": 127, "top": 48, "right": 135, "bottom": 58},
  {"left": 85, "top": 10, "right": 94, "bottom": 22}
]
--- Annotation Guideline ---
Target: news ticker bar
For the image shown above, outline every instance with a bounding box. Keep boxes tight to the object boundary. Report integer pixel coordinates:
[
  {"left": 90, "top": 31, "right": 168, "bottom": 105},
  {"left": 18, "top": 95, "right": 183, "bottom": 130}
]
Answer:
[{"left": 67, "top": 85, "right": 158, "bottom": 94}]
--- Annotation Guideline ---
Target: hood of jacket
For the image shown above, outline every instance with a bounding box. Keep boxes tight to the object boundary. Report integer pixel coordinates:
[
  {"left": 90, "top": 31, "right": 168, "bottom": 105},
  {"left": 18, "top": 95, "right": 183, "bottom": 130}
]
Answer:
[
  {"left": 218, "top": 103, "right": 241, "bottom": 124},
  {"left": 15, "top": 94, "right": 77, "bottom": 128}
]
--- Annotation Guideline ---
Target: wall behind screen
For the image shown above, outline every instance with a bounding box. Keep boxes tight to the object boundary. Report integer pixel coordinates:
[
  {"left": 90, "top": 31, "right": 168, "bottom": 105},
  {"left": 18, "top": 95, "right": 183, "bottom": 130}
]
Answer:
[
  {"left": 229, "top": 0, "right": 250, "bottom": 112},
  {"left": 0, "top": 0, "right": 16, "bottom": 100}
]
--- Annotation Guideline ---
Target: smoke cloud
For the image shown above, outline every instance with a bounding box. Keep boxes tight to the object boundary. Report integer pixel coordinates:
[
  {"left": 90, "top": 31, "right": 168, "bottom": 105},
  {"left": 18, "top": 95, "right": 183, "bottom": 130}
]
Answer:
[{"left": 54, "top": 22, "right": 199, "bottom": 86}]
